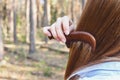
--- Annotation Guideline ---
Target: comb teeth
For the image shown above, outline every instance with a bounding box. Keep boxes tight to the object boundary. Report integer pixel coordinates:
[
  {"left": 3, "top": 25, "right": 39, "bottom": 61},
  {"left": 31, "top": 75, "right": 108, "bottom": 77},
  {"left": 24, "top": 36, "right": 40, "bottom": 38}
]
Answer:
[
  {"left": 48, "top": 31, "right": 96, "bottom": 52},
  {"left": 65, "top": 31, "right": 96, "bottom": 52}
]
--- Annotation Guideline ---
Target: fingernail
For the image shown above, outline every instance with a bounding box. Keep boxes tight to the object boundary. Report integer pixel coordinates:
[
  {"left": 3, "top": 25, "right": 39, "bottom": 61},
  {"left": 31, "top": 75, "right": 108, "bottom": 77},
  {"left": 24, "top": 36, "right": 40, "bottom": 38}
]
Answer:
[
  {"left": 48, "top": 34, "right": 51, "bottom": 37},
  {"left": 62, "top": 39, "right": 66, "bottom": 43},
  {"left": 65, "top": 30, "right": 69, "bottom": 35},
  {"left": 47, "top": 32, "right": 51, "bottom": 36}
]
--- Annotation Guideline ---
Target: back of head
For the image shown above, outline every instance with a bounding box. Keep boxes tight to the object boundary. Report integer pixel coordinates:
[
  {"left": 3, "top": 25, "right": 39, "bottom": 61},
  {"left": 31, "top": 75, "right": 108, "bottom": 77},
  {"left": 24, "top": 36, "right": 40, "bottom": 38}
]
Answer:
[{"left": 65, "top": 0, "right": 120, "bottom": 79}]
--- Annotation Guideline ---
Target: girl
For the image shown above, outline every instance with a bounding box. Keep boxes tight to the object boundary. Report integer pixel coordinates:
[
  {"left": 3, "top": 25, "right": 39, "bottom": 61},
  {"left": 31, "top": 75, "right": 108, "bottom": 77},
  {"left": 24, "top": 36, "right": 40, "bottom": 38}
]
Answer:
[{"left": 43, "top": 0, "right": 120, "bottom": 80}]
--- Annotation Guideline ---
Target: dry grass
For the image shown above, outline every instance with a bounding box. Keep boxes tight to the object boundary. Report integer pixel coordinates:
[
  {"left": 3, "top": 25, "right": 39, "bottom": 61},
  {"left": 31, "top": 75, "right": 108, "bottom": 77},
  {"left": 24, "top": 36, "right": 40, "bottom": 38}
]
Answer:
[{"left": 0, "top": 41, "right": 69, "bottom": 80}]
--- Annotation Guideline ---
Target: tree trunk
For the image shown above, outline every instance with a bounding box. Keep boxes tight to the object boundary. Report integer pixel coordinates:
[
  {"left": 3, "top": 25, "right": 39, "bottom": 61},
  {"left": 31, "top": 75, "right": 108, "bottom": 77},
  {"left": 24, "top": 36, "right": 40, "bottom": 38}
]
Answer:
[
  {"left": 9, "top": 0, "right": 14, "bottom": 42},
  {"left": 71, "top": 0, "right": 74, "bottom": 21},
  {"left": 2, "top": 0, "right": 8, "bottom": 40},
  {"left": 0, "top": 13, "right": 4, "bottom": 60},
  {"left": 36, "top": 0, "right": 41, "bottom": 28},
  {"left": 82, "top": 0, "right": 85, "bottom": 9},
  {"left": 82, "top": 0, "right": 87, "bottom": 9},
  {"left": 29, "top": 0, "right": 36, "bottom": 54},
  {"left": 42, "top": 0, "right": 48, "bottom": 43},
  {"left": 26, "top": 0, "right": 30, "bottom": 43},
  {"left": 13, "top": 0, "right": 17, "bottom": 44},
  {"left": 42, "top": 0, "right": 48, "bottom": 27}
]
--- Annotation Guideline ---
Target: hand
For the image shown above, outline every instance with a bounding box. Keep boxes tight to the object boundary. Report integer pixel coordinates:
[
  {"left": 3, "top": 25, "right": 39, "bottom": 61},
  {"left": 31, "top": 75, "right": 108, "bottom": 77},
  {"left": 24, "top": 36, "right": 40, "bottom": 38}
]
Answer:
[{"left": 43, "top": 16, "right": 75, "bottom": 43}]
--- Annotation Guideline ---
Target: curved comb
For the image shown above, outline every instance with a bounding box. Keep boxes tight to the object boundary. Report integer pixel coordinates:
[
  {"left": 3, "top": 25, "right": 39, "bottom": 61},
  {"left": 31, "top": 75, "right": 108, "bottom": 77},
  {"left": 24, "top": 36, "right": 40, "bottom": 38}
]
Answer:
[
  {"left": 48, "top": 31, "right": 96, "bottom": 52},
  {"left": 65, "top": 31, "right": 96, "bottom": 51}
]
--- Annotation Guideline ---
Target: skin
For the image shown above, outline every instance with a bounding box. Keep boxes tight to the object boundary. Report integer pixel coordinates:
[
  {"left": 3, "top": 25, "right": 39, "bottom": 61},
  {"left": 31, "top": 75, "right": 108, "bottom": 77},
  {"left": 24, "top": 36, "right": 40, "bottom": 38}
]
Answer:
[{"left": 43, "top": 16, "right": 74, "bottom": 43}]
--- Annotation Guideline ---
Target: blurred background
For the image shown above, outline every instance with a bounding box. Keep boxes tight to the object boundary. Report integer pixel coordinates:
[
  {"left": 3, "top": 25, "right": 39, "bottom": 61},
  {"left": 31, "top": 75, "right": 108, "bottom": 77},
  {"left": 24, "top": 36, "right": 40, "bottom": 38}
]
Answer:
[{"left": 0, "top": 0, "right": 86, "bottom": 80}]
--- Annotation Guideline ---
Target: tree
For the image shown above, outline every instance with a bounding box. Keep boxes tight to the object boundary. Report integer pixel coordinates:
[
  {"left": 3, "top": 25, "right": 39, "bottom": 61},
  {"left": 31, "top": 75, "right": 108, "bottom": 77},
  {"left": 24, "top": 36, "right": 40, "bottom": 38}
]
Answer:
[
  {"left": 42, "top": 0, "right": 49, "bottom": 43},
  {"left": 50, "top": 0, "right": 57, "bottom": 24},
  {"left": 71, "top": 0, "right": 74, "bottom": 21},
  {"left": 0, "top": 9, "right": 4, "bottom": 60},
  {"left": 8, "top": 0, "right": 14, "bottom": 42},
  {"left": 13, "top": 0, "right": 17, "bottom": 44},
  {"left": 2, "top": 0, "right": 8, "bottom": 40},
  {"left": 0, "top": 26, "right": 4, "bottom": 60},
  {"left": 82, "top": 0, "right": 85, "bottom": 9},
  {"left": 42, "top": 0, "right": 48, "bottom": 27},
  {"left": 26, "top": 0, "right": 30, "bottom": 43},
  {"left": 29, "top": 0, "right": 36, "bottom": 54},
  {"left": 36, "top": 0, "right": 41, "bottom": 28}
]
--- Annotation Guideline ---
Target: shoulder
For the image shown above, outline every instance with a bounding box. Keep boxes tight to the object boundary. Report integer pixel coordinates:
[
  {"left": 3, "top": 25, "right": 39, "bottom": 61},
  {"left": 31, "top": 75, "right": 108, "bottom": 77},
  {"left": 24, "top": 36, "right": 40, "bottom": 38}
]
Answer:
[
  {"left": 67, "top": 61, "right": 120, "bottom": 80},
  {"left": 79, "top": 75, "right": 120, "bottom": 80}
]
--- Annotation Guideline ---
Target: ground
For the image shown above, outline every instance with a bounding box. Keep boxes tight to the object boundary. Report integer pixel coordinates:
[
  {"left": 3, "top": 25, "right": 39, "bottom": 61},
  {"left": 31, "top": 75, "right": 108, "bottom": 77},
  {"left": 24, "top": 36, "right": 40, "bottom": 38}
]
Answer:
[{"left": 0, "top": 41, "right": 69, "bottom": 80}]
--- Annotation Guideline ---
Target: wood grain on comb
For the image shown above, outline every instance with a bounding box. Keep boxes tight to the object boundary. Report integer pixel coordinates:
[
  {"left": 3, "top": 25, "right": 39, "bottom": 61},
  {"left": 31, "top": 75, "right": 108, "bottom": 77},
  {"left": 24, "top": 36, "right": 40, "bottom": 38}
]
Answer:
[{"left": 48, "top": 31, "right": 96, "bottom": 52}]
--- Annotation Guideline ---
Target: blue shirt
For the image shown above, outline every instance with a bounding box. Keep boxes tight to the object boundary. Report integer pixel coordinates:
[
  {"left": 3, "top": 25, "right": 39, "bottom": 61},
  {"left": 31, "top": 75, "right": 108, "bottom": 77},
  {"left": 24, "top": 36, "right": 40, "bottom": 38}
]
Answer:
[{"left": 67, "top": 61, "right": 120, "bottom": 80}]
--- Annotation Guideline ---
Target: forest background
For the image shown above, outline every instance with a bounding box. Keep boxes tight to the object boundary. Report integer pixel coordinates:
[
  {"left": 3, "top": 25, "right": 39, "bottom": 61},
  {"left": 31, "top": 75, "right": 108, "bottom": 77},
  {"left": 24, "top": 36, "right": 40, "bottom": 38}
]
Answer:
[{"left": 0, "top": 0, "right": 86, "bottom": 80}]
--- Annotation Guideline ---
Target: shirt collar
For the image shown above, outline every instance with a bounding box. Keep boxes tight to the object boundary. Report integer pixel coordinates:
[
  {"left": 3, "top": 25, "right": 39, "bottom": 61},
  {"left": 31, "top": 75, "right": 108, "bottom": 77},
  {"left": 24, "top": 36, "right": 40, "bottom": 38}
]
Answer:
[{"left": 67, "top": 61, "right": 120, "bottom": 80}]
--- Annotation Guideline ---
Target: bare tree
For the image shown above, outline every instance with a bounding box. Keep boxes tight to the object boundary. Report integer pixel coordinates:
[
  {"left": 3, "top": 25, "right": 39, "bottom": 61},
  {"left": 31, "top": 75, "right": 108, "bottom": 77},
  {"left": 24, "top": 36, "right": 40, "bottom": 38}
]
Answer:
[
  {"left": 0, "top": 11, "right": 4, "bottom": 60},
  {"left": 8, "top": 0, "right": 14, "bottom": 42},
  {"left": 36, "top": 0, "right": 41, "bottom": 28},
  {"left": 42, "top": 0, "right": 49, "bottom": 43},
  {"left": 13, "top": 0, "right": 17, "bottom": 44},
  {"left": 42, "top": 0, "right": 48, "bottom": 27},
  {"left": 82, "top": 0, "right": 87, "bottom": 9},
  {"left": 0, "top": 27, "right": 4, "bottom": 60},
  {"left": 71, "top": 0, "right": 74, "bottom": 21},
  {"left": 26, "top": 0, "right": 30, "bottom": 43},
  {"left": 29, "top": 0, "right": 36, "bottom": 54},
  {"left": 82, "top": 0, "right": 85, "bottom": 9}
]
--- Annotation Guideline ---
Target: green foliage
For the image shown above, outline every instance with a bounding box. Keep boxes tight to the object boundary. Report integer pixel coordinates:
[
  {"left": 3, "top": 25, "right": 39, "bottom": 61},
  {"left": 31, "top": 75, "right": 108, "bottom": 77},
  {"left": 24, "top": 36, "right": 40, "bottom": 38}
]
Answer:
[
  {"left": 15, "top": 48, "right": 27, "bottom": 60},
  {"left": 32, "top": 60, "right": 53, "bottom": 77},
  {"left": 16, "top": 15, "right": 22, "bottom": 27},
  {"left": 4, "top": 56, "right": 10, "bottom": 61},
  {"left": 20, "top": 35, "right": 26, "bottom": 43},
  {"left": 37, "top": 29, "right": 45, "bottom": 41},
  {"left": 16, "top": 14, "right": 27, "bottom": 43},
  {"left": 5, "top": 40, "right": 13, "bottom": 44},
  {"left": 17, "top": 34, "right": 26, "bottom": 43},
  {"left": 51, "top": 0, "right": 57, "bottom": 5},
  {"left": 50, "top": 5, "right": 57, "bottom": 25},
  {"left": 43, "top": 67, "right": 53, "bottom": 77},
  {"left": 32, "top": 60, "right": 46, "bottom": 68},
  {"left": 31, "top": 60, "right": 53, "bottom": 77}
]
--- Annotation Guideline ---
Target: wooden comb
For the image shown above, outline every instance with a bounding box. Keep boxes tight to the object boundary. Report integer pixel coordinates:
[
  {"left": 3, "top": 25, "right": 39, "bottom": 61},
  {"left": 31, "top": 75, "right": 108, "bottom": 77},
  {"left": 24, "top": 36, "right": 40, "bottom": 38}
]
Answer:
[{"left": 48, "top": 30, "right": 96, "bottom": 52}]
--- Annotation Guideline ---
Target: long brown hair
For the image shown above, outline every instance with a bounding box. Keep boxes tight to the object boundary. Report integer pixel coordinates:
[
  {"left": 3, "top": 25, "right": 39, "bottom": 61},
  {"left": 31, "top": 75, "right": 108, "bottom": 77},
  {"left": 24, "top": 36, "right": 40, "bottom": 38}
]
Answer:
[{"left": 65, "top": 0, "right": 120, "bottom": 79}]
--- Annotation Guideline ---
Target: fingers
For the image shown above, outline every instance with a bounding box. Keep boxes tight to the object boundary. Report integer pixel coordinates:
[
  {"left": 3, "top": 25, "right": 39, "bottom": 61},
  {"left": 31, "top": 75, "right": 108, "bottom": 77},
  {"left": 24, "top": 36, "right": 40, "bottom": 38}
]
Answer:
[
  {"left": 50, "top": 23, "right": 59, "bottom": 41},
  {"left": 62, "top": 16, "right": 70, "bottom": 35},
  {"left": 55, "top": 18, "right": 66, "bottom": 42},
  {"left": 43, "top": 27, "right": 51, "bottom": 36},
  {"left": 43, "top": 16, "right": 75, "bottom": 43},
  {"left": 69, "top": 23, "right": 75, "bottom": 32}
]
